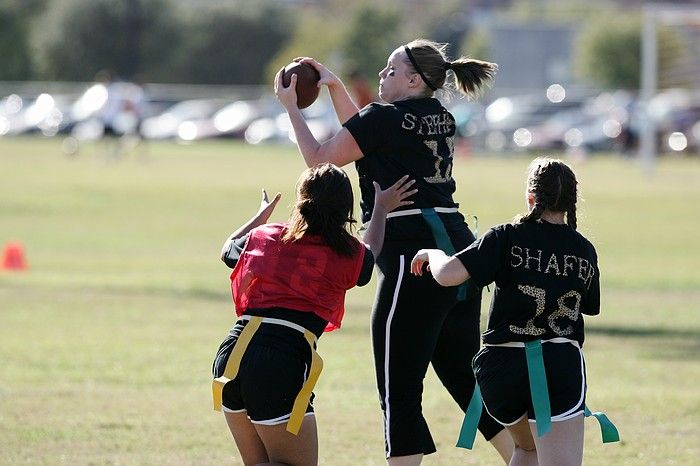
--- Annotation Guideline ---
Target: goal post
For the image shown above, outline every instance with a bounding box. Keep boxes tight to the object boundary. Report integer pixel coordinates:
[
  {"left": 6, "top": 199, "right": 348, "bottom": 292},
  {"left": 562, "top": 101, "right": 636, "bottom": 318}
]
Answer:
[{"left": 640, "top": 3, "right": 700, "bottom": 175}]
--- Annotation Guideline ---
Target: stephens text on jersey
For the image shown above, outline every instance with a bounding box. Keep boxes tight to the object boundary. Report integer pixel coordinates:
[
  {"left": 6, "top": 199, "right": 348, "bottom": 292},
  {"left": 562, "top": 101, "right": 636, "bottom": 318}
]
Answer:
[{"left": 401, "top": 112, "right": 454, "bottom": 136}]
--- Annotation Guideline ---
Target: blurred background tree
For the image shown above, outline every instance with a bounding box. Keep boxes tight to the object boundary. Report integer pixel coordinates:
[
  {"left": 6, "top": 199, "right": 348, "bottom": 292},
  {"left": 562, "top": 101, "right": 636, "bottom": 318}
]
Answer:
[
  {"left": 173, "top": 3, "right": 293, "bottom": 85},
  {"left": 460, "top": 27, "right": 491, "bottom": 61},
  {"left": 266, "top": 12, "right": 344, "bottom": 84},
  {"left": 340, "top": 5, "right": 401, "bottom": 82},
  {"left": 268, "top": 4, "right": 403, "bottom": 86},
  {"left": 5, "top": 0, "right": 691, "bottom": 90},
  {"left": 33, "top": 0, "right": 182, "bottom": 82},
  {"left": 575, "top": 14, "right": 684, "bottom": 89},
  {"left": 0, "top": 0, "right": 45, "bottom": 80}
]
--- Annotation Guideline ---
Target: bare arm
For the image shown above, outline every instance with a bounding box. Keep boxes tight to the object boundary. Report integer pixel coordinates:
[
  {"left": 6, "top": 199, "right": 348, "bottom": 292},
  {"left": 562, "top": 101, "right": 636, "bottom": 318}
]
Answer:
[
  {"left": 362, "top": 176, "right": 417, "bottom": 257},
  {"left": 410, "top": 249, "right": 471, "bottom": 287},
  {"left": 276, "top": 69, "right": 363, "bottom": 167},
  {"left": 297, "top": 57, "right": 360, "bottom": 124},
  {"left": 220, "top": 189, "right": 281, "bottom": 261}
]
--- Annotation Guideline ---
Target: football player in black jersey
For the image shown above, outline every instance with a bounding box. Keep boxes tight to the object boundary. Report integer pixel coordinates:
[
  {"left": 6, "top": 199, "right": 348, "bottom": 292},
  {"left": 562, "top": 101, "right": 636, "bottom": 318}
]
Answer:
[
  {"left": 411, "top": 158, "right": 600, "bottom": 466},
  {"left": 274, "top": 39, "right": 512, "bottom": 465}
]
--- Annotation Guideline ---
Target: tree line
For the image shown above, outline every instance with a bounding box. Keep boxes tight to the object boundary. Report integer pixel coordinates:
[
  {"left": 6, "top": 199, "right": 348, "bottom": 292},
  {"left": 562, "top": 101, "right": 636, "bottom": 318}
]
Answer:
[{"left": 0, "top": 0, "right": 687, "bottom": 89}]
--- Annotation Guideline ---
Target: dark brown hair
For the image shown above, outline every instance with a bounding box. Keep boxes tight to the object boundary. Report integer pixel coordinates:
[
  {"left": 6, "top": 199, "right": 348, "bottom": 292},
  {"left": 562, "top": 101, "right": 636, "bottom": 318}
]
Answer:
[
  {"left": 282, "top": 163, "right": 357, "bottom": 256},
  {"left": 517, "top": 157, "right": 579, "bottom": 229},
  {"left": 403, "top": 38, "right": 498, "bottom": 99}
]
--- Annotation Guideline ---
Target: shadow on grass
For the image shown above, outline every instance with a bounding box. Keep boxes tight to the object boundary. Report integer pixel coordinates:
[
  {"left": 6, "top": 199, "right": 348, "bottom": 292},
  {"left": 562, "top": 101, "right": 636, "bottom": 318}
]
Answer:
[
  {"left": 588, "top": 325, "right": 700, "bottom": 339},
  {"left": 588, "top": 325, "right": 700, "bottom": 360}
]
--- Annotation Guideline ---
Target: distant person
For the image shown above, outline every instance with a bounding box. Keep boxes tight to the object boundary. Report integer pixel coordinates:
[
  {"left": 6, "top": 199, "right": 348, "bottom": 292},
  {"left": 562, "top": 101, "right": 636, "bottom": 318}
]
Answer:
[
  {"left": 411, "top": 157, "right": 609, "bottom": 466},
  {"left": 348, "top": 69, "right": 376, "bottom": 108},
  {"left": 212, "top": 164, "right": 416, "bottom": 466},
  {"left": 95, "top": 70, "right": 145, "bottom": 158},
  {"left": 275, "top": 39, "right": 511, "bottom": 465}
]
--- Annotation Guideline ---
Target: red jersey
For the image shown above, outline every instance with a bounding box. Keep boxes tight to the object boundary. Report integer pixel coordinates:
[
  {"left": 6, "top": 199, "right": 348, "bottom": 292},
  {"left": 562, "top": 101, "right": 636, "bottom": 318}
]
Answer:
[{"left": 230, "top": 223, "right": 366, "bottom": 331}]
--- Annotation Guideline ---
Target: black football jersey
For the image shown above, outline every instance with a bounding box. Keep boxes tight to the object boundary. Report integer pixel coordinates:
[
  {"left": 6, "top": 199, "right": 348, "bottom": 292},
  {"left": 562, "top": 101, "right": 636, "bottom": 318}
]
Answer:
[
  {"left": 343, "top": 98, "right": 459, "bottom": 224},
  {"left": 456, "top": 220, "right": 600, "bottom": 345}
]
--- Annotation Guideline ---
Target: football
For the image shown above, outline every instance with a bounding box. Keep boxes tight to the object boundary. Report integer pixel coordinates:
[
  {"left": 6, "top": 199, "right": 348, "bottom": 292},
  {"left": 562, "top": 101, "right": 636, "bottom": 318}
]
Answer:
[{"left": 282, "top": 62, "right": 321, "bottom": 109}]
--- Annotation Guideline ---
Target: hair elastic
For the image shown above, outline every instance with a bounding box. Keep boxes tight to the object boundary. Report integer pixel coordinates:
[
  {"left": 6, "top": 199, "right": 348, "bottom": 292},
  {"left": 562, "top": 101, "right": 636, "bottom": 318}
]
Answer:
[{"left": 404, "top": 45, "right": 438, "bottom": 91}]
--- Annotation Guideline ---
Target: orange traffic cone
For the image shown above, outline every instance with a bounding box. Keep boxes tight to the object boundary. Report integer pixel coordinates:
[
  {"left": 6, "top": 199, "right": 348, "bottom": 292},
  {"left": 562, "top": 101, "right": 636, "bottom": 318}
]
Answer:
[{"left": 2, "top": 242, "right": 28, "bottom": 271}]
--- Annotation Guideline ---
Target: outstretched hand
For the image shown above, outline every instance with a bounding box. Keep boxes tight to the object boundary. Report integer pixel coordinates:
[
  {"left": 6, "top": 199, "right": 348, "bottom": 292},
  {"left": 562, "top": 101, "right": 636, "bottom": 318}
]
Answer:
[
  {"left": 256, "top": 189, "right": 282, "bottom": 224},
  {"left": 373, "top": 175, "right": 417, "bottom": 214},
  {"left": 220, "top": 189, "right": 282, "bottom": 261}
]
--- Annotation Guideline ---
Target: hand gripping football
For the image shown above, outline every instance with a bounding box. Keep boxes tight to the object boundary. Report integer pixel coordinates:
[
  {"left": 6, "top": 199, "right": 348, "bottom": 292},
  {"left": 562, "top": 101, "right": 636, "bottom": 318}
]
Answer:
[{"left": 282, "top": 62, "right": 321, "bottom": 109}]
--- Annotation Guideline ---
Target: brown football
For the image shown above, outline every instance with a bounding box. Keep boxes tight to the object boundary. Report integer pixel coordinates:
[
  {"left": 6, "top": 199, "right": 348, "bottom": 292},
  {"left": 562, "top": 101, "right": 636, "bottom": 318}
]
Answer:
[{"left": 282, "top": 62, "right": 321, "bottom": 109}]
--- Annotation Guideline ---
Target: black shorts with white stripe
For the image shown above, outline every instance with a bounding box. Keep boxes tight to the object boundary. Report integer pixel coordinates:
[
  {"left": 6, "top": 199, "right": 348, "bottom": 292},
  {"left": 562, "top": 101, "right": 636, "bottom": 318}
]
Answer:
[{"left": 472, "top": 340, "right": 586, "bottom": 426}]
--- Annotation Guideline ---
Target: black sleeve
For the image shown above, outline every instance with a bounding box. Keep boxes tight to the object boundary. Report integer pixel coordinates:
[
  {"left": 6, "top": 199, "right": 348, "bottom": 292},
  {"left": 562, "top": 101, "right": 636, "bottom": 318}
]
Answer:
[
  {"left": 355, "top": 245, "right": 375, "bottom": 286},
  {"left": 454, "top": 226, "right": 508, "bottom": 288},
  {"left": 342, "top": 103, "right": 389, "bottom": 156},
  {"left": 221, "top": 234, "right": 249, "bottom": 269},
  {"left": 581, "top": 246, "right": 601, "bottom": 316}
]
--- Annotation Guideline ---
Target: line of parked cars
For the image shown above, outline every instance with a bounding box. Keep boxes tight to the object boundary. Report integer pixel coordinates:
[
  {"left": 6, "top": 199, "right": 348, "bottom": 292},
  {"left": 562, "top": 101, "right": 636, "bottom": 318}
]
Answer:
[
  {"left": 1, "top": 82, "right": 699, "bottom": 155},
  {"left": 0, "top": 81, "right": 342, "bottom": 147},
  {"left": 455, "top": 87, "right": 700, "bottom": 155}
]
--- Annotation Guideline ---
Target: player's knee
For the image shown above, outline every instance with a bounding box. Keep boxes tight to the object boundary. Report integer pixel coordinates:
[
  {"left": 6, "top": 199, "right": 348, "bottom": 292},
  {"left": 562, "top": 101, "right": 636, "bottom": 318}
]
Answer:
[{"left": 515, "top": 442, "right": 537, "bottom": 453}]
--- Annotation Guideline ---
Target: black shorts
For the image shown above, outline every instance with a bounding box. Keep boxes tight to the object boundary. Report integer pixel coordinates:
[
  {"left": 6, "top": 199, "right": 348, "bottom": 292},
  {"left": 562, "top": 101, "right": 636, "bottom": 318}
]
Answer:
[
  {"left": 472, "top": 340, "right": 586, "bottom": 426},
  {"left": 212, "top": 318, "right": 315, "bottom": 425}
]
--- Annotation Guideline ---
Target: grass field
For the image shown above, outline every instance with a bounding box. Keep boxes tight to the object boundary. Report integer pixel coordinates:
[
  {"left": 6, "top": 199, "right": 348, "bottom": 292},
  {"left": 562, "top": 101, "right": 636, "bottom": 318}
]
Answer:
[{"left": 0, "top": 137, "right": 698, "bottom": 465}]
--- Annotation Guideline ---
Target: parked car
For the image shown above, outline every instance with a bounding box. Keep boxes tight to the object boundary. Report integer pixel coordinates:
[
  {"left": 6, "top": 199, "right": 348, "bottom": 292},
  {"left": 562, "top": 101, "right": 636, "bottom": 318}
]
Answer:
[
  {"left": 481, "top": 93, "right": 585, "bottom": 151},
  {"left": 177, "top": 97, "right": 278, "bottom": 142},
  {"left": 140, "top": 98, "right": 231, "bottom": 140},
  {"left": 647, "top": 89, "right": 700, "bottom": 154},
  {"left": 244, "top": 97, "right": 341, "bottom": 145},
  {"left": 0, "top": 94, "right": 35, "bottom": 136},
  {"left": 526, "top": 91, "right": 637, "bottom": 152}
]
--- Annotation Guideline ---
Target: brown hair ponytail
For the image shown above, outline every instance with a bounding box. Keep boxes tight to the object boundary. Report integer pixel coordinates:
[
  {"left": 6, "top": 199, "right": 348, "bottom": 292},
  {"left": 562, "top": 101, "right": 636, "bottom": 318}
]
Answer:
[{"left": 449, "top": 58, "right": 498, "bottom": 99}]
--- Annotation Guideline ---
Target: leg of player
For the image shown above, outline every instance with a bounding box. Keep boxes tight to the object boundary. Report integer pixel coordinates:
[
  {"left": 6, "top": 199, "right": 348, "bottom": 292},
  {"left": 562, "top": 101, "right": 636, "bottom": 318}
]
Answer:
[
  {"left": 387, "top": 453, "right": 423, "bottom": 466},
  {"left": 430, "top": 297, "right": 513, "bottom": 464},
  {"left": 529, "top": 414, "right": 584, "bottom": 466},
  {"left": 489, "top": 429, "right": 515, "bottom": 463},
  {"left": 254, "top": 415, "right": 319, "bottom": 466},
  {"left": 224, "top": 411, "right": 269, "bottom": 465},
  {"left": 504, "top": 415, "right": 538, "bottom": 466}
]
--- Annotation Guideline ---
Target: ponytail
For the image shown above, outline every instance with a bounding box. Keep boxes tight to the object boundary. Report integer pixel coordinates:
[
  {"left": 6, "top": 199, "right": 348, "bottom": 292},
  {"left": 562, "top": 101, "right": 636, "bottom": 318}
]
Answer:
[{"left": 449, "top": 58, "right": 498, "bottom": 99}]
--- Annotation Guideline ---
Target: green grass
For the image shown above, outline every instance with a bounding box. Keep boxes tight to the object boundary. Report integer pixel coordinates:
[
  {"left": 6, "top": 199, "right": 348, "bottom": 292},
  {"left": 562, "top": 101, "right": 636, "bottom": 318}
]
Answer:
[{"left": 0, "top": 137, "right": 698, "bottom": 465}]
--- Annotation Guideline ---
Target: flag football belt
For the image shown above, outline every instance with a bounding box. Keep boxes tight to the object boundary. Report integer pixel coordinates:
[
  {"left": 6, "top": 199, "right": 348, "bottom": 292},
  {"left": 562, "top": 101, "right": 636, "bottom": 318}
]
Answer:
[
  {"left": 386, "top": 207, "right": 468, "bottom": 300},
  {"left": 456, "top": 338, "right": 619, "bottom": 449},
  {"left": 385, "top": 206, "right": 460, "bottom": 218},
  {"left": 211, "top": 315, "right": 324, "bottom": 435}
]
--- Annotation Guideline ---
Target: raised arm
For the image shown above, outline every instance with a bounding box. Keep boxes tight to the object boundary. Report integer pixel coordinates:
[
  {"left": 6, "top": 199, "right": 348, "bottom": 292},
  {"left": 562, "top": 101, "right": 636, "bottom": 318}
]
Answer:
[
  {"left": 362, "top": 176, "right": 417, "bottom": 258},
  {"left": 410, "top": 249, "right": 471, "bottom": 287},
  {"left": 220, "top": 189, "right": 281, "bottom": 261},
  {"left": 275, "top": 69, "right": 364, "bottom": 168},
  {"left": 296, "top": 57, "right": 360, "bottom": 124}
]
